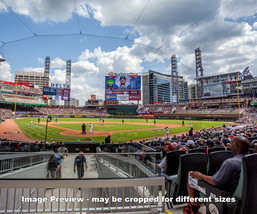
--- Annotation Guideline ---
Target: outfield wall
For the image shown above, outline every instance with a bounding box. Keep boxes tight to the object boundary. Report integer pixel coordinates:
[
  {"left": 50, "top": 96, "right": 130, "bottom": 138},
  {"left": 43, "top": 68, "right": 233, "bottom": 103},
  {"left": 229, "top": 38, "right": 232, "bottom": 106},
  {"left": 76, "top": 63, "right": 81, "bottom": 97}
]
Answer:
[{"left": 106, "top": 105, "right": 138, "bottom": 115}]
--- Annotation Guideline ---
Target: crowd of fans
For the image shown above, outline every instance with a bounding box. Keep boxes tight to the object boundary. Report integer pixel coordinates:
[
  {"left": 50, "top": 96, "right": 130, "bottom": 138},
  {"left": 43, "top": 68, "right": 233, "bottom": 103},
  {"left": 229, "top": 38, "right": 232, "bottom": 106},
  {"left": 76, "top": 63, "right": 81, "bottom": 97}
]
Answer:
[
  {"left": 34, "top": 107, "right": 109, "bottom": 116},
  {"left": 100, "top": 121, "right": 257, "bottom": 167},
  {"left": 137, "top": 103, "right": 245, "bottom": 114},
  {"left": 1, "top": 94, "right": 45, "bottom": 105},
  {"left": 0, "top": 81, "right": 41, "bottom": 95},
  {"left": 0, "top": 108, "right": 15, "bottom": 121},
  {"left": 0, "top": 138, "right": 68, "bottom": 153}
]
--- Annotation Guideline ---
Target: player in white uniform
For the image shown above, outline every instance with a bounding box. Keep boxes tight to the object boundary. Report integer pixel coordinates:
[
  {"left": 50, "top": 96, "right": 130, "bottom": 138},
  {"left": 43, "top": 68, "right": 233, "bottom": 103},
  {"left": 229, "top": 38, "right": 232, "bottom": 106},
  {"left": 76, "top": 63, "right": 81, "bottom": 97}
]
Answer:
[
  {"left": 165, "top": 127, "right": 169, "bottom": 138},
  {"left": 30, "top": 121, "right": 34, "bottom": 127},
  {"left": 90, "top": 123, "right": 93, "bottom": 133}
]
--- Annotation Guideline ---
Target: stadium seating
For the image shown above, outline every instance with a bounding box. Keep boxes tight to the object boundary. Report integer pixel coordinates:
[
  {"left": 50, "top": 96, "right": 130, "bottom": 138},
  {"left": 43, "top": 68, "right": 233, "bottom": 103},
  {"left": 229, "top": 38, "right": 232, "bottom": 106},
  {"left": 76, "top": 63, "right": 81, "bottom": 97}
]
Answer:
[
  {"left": 208, "top": 147, "right": 225, "bottom": 154},
  {"left": 207, "top": 150, "right": 234, "bottom": 176},
  {"left": 165, "top": 153, "right": 207, "bottom": 208},
  {"left": 199, "top": 153, "right": 257, "bottom": 214},
  {"left": 188, "top": 148, "right": 207, "bottom": 153},
  {"left": 165, "top": 150, "right": 186, "bottom": 176}
]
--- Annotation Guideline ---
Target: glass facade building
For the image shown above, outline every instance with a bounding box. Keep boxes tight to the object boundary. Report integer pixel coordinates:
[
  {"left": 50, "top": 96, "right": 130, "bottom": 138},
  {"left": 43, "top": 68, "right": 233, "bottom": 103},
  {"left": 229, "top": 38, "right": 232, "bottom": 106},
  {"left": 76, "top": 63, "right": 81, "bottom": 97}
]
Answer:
[{"left": 142, "top": 70, "right": 188, "bottom": 104}]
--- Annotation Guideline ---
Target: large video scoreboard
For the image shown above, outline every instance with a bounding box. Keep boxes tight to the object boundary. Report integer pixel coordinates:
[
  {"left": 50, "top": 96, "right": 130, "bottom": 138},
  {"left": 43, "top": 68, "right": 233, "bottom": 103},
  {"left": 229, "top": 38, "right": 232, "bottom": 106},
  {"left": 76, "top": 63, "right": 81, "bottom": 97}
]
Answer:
[
  {"left": 43, "top": 83, "right": 70, "bottom": 101},
  {"left": 105, "top": 72, "right": 141, "bottom": 101}
]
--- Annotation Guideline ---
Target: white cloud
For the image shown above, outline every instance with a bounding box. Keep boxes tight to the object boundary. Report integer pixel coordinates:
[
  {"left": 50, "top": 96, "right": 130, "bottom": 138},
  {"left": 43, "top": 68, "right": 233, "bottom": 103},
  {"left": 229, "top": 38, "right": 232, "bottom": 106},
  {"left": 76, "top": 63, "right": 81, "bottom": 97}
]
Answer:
[
  {"left": 253, "top": 22, "right": 257, "bottom": 30},
  {"left": 23, "top": 67, "right": 44, "bottom": 73},
  {"left": 2, "top": 0, "right": 257, "bottom": 104},
  {"left": 0, "top": 58, "right": 12, "bottom": 81},
  {"left": 50, "top": 69, "right": 66, "bottom": 84},
  {"left": 51, "top": 57, "right": 66, "bottom": 69},
  {"left": 37, "top": 57, "right": 44, "bottom": 64},
  {"left": 45, "top": 46, "right": 144, "bottom": 104},
  {"left": 1, "top": 0, "right": 89, "bottom": 23},
  {"left": 72, "top": 61, "right": 99, "bottom": 76}
]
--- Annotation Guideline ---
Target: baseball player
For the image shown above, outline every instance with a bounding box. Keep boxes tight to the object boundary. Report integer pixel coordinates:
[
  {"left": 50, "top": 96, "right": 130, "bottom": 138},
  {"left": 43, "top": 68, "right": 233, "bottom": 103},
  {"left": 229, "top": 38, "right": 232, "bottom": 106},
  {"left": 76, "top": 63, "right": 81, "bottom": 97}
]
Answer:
[
  {"left": 90, "top": 123, "right": 93, "bottom": 133},
  {"left": 165, "top": 127, "right": 169, "bottom": 138}
]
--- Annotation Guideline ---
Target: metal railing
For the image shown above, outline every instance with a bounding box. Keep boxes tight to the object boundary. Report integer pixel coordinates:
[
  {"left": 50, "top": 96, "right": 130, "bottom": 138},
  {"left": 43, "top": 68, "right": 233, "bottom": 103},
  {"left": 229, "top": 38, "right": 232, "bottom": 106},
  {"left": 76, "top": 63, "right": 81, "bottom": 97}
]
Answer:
[
  {"left": 96, "top": 153, "right": 160, "bottom": 177},
  {"left": 0, "top": 177, "right": 165, "bottom": 213},
  {"left": 0, "top": 153, "right": 50, "bottom": 174}
]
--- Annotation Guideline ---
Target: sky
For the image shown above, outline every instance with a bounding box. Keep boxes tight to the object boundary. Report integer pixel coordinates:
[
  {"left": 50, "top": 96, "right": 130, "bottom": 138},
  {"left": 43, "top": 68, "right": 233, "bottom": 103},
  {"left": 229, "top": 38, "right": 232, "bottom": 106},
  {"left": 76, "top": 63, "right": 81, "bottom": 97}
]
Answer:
[{"left": 0, "top": 0, "right": 257, "bottom": 105}]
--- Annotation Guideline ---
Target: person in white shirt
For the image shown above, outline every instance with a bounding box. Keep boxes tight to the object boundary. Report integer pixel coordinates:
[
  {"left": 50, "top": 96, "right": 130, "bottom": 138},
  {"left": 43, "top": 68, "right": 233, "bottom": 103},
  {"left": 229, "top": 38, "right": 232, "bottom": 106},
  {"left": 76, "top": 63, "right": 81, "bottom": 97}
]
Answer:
[
  {"left": 90, "top": 123, "right": 93, "bottom": 133},
  {"left": 165, "top": 127, "right": 169, "bottom": 138},
  {"left": 30, "top": 121, "right": 33, "bottom": 127}
]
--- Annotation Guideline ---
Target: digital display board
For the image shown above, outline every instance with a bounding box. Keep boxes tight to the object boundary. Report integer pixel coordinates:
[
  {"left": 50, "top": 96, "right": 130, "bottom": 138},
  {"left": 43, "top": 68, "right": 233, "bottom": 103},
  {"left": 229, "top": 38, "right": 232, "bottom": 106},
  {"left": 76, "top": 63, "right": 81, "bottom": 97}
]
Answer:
[
  {"left": 43, "top": 86, "right": 70, "bottom": 101},
  {"left": 105, "top": 73, "right": 141, "bottom": 101}
]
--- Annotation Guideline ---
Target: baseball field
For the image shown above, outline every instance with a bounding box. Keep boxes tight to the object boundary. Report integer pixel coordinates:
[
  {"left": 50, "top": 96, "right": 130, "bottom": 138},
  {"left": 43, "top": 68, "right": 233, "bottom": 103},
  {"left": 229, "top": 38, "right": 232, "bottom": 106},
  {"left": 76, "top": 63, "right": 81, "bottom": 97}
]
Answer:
[{"left": 11, "top": 118, "right": 229, "bottom": 143}]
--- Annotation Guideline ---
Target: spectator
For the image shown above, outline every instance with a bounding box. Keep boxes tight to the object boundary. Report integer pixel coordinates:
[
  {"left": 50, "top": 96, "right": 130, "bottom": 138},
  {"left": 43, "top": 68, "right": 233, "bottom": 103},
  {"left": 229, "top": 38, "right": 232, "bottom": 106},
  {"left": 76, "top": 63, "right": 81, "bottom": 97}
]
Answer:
[
  {"left": 105, "top": 135, "right": 111, "bottom": 144},
  {"left": 189, "top": 127, "right": 193, "bottom": 137},
  {"left": 184, "top": 136, "right": 249, "bottom": 214},
  {"left": 54, "top": 151, "right": 63, "bottom": 179},
  {"left": 147, "top": 144, "right": 176, "bottom": 170},
  {"left": 74, "top": 151, "right": 87, "bottom": 179},
  {"left": 48, "top": 154, "right": 58, "bottom": 179}
]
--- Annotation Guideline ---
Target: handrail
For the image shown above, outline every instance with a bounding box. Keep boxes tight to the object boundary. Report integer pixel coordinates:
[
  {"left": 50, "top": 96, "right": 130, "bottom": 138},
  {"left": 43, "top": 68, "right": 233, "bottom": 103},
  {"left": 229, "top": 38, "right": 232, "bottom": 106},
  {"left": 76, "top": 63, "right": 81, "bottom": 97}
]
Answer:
[
  {"left": 0, "top": 177, "right": 165, "bottom": 213},
  {"left": 0, "top": 153, "right": 51, "bottom": 174}
]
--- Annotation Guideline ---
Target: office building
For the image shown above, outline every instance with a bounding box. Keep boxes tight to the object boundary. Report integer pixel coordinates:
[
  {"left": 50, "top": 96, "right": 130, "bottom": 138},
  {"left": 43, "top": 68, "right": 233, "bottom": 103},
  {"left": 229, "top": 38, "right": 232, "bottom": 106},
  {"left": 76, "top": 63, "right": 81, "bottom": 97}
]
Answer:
[
  {"left": 188, "top": 84, "right": 197, "bottom": 100},
  {"left": 142, "top": 70, "right": 188, "bottom": 104},
  {"left": 15, "top": 71, "right": 50, "bottom": 92}
]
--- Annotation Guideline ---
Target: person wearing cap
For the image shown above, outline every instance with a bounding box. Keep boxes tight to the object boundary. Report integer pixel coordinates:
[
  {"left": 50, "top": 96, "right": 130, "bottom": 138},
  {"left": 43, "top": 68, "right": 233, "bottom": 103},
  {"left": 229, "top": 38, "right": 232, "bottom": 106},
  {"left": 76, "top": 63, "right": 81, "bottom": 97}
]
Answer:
[
  {"left": 206, "top": 139, "right": 214, "bottom": 154},
  {"left": 74, "top": 151, "right": 87, "bottom": 179}
]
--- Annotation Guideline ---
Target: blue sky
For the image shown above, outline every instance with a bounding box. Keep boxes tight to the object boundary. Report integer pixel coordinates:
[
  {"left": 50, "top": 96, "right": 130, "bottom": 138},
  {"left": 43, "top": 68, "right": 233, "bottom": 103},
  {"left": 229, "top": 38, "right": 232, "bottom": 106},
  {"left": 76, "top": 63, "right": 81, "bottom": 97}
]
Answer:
[{"left": 0, "top": 0, "right": 257, "bottom": 105}]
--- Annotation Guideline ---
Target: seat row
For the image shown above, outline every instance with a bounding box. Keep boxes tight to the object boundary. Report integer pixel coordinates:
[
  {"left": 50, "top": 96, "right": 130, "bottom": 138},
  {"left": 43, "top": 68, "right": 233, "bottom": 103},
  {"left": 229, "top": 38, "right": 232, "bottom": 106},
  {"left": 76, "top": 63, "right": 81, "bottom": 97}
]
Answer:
[{"left": 163, "top": 150, "right": 257, "bottom": 214}]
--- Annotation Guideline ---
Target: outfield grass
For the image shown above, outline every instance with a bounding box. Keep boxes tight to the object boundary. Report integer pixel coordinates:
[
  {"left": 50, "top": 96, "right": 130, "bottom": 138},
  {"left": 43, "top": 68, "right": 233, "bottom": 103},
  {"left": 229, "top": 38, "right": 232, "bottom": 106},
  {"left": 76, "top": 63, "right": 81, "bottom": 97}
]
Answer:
[
  {"left": 14, "top": 118, "right": 228, "bottom": 143},
  {"left": 54, "top": 123, "right": 156, "bottom": 131}
]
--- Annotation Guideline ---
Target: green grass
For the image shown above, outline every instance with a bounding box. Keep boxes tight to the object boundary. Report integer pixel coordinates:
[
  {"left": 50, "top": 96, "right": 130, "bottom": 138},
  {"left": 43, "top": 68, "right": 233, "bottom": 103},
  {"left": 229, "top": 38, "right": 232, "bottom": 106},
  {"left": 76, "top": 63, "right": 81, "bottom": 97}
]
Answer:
[
  {"left": 14, "top": 118, "right": 229, "bottom": 143},
  {"left": 54, "top": 122, "right": 156, "bottom": 131}
]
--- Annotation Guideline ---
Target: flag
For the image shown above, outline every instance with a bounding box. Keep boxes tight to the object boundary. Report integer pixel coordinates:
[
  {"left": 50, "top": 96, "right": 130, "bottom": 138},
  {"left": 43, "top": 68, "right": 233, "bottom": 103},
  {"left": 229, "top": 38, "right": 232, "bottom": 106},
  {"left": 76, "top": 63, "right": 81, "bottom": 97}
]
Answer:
[{"left": 239, "top": 66, "right": 249, "bottom": 78}]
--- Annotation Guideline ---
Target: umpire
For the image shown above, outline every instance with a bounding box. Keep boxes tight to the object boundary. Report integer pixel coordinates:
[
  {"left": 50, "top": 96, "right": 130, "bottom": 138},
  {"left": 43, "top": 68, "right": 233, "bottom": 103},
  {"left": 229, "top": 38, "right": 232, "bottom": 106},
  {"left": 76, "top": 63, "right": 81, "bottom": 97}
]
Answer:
[{"left": 74, "top": 151, "right": 88, "bottom": 179}]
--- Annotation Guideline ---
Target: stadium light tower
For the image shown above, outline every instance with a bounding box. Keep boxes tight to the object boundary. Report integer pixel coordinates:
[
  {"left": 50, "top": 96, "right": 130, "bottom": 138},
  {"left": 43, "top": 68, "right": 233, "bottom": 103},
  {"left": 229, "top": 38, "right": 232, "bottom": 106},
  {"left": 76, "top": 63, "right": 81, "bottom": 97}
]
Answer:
[
  {"left": 64, "top": 60, "right": 71, "bottom": 107},
  {"left": 195, "top": 48, "right": 204, "bottom": 98},
  {"left": 171, "top": 54, "right": 178, "bottom": 103},
  {"left": 44, "top": 56, "right": 50, "bottom": 86}
]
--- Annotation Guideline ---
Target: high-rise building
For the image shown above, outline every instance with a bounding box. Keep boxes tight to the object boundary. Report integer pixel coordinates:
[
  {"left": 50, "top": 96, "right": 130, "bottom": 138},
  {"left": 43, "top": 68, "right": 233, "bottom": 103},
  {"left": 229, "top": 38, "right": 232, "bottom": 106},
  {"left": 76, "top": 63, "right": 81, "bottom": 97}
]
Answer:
[
  {"left": 15, "top": 71, "right": 50, "bottom": 92},
  {"left": 142, "top": 70, "right": 188, "bottom": 104},
  {"left": 188, "top": 84, "right": 197, "bottom": 100},
  {"left": 49, "top": 99, "right": 59, "bottom": 106},
  {"left": 70, "top": 98, "right": 79, "bottom": 107}
]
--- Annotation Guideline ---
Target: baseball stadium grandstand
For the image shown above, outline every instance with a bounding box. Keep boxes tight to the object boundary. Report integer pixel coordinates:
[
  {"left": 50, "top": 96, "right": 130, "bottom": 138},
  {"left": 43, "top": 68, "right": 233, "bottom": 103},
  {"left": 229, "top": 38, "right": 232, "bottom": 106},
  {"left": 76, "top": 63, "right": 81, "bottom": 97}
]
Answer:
[{"left": 1, "top": 2, "right": 257, "bottom": 213}]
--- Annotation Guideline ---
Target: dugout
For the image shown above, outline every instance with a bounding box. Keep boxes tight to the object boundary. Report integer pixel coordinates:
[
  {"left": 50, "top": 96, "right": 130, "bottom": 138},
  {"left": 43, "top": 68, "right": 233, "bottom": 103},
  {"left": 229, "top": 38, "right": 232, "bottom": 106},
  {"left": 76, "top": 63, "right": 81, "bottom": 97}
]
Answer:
[
  {"left": 106, "top": 105, "right": 138, "bottom": 115},
  {"left": 65, "top": 142, "right": 100, "bottom": 153}
]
